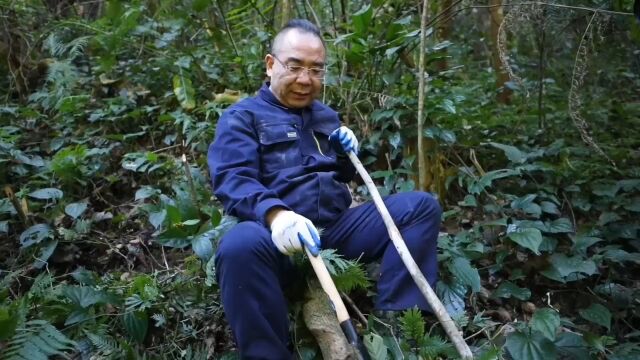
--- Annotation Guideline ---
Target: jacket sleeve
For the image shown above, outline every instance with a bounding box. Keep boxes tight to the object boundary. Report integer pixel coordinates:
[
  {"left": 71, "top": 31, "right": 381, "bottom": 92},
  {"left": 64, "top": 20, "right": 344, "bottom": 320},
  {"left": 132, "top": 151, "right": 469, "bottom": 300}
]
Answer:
[{"left": 208, "top": 109, "right": 289, "bottom": 225}]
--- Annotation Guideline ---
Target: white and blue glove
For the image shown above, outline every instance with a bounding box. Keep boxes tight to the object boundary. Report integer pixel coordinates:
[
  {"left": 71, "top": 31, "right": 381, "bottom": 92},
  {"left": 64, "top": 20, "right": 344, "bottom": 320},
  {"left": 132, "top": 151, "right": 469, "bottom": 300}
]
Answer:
[
  {"left": 329, "top": 126, "right": 358, "bottom": 155},
  {"left": 270, "top": 210, "right": 321, "bottom": 256}
]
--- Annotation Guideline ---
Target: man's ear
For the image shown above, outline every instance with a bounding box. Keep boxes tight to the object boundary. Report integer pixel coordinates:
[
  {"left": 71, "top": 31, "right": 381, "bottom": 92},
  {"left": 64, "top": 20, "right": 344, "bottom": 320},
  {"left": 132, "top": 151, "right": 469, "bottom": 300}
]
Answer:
[{"left": 265, "top": 54, "right": 274, "bottom": 77}]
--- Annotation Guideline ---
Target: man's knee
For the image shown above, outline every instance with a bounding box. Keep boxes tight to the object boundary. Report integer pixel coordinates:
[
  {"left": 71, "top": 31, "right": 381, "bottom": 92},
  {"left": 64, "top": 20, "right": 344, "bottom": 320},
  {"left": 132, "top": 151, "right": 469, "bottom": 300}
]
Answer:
[
  {"left": 216, "top": 221, "right": 272, "bottom": 263},
  {"left": 389, "top": 191, "right": 441, "bottom": 225}
]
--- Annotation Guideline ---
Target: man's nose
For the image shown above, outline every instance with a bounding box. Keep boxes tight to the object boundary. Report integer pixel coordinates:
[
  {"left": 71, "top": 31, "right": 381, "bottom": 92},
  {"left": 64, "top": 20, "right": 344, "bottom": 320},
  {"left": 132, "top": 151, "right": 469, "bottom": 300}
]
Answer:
[{"left": 296, "top": 70, "right": 312, "bottom": 84}]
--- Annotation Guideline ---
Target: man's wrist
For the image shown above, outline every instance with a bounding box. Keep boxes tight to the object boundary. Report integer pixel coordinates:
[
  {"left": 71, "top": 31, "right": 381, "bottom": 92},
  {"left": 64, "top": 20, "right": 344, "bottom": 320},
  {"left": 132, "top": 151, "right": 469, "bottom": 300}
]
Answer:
[{"left": 266, "top": 207, "right": 287, "bottom": 228}]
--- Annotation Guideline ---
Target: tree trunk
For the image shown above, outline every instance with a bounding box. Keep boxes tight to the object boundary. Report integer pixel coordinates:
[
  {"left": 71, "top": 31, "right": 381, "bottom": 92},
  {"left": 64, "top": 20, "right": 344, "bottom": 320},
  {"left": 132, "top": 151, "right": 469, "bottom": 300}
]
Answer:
[{"left": 489, "top": 0, "right": 512, "bottom": 104}]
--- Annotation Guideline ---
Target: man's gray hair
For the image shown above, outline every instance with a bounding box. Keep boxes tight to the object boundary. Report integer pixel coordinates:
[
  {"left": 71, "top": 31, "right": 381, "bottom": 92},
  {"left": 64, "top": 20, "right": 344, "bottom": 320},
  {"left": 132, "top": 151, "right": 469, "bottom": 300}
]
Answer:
[{"left": 271, "top": 19, "right": 325, "bottom": 54}]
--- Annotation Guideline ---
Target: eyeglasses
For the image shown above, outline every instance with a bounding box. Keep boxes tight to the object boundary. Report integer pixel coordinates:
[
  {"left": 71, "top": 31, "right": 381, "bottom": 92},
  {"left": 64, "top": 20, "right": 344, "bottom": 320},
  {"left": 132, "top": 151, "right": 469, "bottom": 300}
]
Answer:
[{"left": 272, "top": 55, "right": 326, "bottom": 79}]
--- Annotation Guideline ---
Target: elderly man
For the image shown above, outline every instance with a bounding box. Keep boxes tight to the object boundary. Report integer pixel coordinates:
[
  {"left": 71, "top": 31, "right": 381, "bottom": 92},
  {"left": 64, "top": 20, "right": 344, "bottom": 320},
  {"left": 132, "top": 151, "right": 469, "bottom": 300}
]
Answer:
[{"left": 208, "top": 19, "right": 441, "bottom": 359}]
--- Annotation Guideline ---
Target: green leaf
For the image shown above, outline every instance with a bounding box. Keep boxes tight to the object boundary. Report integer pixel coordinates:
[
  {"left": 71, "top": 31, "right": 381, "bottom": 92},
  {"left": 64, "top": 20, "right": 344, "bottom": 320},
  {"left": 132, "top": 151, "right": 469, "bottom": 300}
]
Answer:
[
  {"left": 71, "top": 267, "right": 98, "bottom": 285},
  {"left": 364, "top": 333, "right": 388, "bottom": 360},
  {"left": 65, "top": 202, "right": 88, "bottom": 219},
  {"left": 540, "top": 201, "right": 560, "bottom": 215},
  {"left": 182, "top": 219, "right": 201, "bottom": 226},
  {"left": 448, "top": 257, "right": 481, "bottom": 292},
  {"left": 511, "top": 194, "right": 542, "bottom": 217},
  {"left": 172, "top": 70, "right": 196, "bottom": 110},
  {"left": 34, "top": 239, "right": 58, "bottom": 269},
  {"left": 28, "top": 188, "right": 63, "bottom": 200},
  {"left": 352, "top": 4, "right": 373, "bottom": 35},
  {"left": 19, "top": 224, "right": 52, "bottom": 248},
  {"left": 579, "top": 303, "right": 611, "bottom": 330},
  {"left": 508, "top": 227, "right": 543, "bottom": 254},
  {"left": 506, "top": 330, "right": 557, "bottom": 360},
  {"left": 441, "top": 99, "right": 456, "bottom": 114},
  {"left": 191, "top": 230, "right": 214, "bottom": 261},
  {"left": 531, "top": 308, "right": 561, "bottom": 340},
  {"left": 135, "top": 186, "right": 159, "bottom": 201},
  {"left": 554, "top": 332, "right": 589, "bottom": 359},
  {"left": 437, "top": 280, "right": 466, "bottom": 316},
  {"left": 591, "top": 181, "right": 619, "bottom": 197},
  {"left": 488, "top": 142, "right": 527, "bottom": 163},
  {"left": 0, "top": 306, "right": 19, "bottom": 340},
  {"left": 63, "top": 285, "right": 112, "bottom": 308},
  {"left": 123, "top": 310, "right": 148, "bottom": 343},
  {"left": 149, "top": 209, "right": 167, "bottom": 229},
  {"left": 546, "top": 218, "right": 574, "bottom": 233},
  {"left": 492, "top": 281, "right": 531, "bottom": 300},
  {"left": 549, "top": 254, "right": 597, "bottom": 279}
]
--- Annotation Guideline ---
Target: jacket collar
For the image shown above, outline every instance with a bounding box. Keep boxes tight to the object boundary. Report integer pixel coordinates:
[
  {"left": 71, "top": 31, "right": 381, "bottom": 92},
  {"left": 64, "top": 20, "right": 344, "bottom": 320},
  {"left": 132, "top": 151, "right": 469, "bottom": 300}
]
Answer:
[{"left": 258, "top": 82, "right": 314, "bottom": 114}]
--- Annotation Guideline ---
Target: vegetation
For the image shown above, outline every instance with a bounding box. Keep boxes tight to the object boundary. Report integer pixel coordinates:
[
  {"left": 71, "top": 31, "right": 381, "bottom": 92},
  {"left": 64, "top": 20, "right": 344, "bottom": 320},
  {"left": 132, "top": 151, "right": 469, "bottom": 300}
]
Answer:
[{"left": 1, "top": 0, "right": 639, "bottom": 359}]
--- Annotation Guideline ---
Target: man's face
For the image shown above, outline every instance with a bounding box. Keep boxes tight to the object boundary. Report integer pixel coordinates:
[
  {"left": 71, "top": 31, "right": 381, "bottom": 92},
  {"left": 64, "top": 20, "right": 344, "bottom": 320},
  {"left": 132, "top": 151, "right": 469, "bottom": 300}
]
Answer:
[{"left": 266, "top": 30, "right": 325, "bottom": 109}]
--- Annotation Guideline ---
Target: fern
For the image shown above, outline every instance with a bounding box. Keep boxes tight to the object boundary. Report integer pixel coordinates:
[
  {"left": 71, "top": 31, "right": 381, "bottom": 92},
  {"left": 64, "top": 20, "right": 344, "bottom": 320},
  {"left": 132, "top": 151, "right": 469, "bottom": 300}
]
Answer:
[
  {"left": 400, "top": 308, "right": 425, "bottom": 341},
  {"left": 318, "top": 249, "right": 370, "bottom": 292},
  {"left": 2, "top": 319, "right": 77, "bottom": 360},
  {"left": 84, "top": 331, "right": 124, "bottom": 359},
  {"left": 419, "top": 334, "right": 457, "bottom": 359},
  {"left": 44, "top": 34, "right": 66, "bottom": 58}
]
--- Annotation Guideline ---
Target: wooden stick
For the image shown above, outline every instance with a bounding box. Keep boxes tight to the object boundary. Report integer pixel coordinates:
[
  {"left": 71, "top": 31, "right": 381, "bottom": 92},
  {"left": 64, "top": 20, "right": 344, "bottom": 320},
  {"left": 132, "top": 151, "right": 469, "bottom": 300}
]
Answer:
[
  {"left": 305, "top": 247, "right": 350, "bottom": 323},
  {"left": 347, "top": 152, "right": 474, "bottom": 360},
  {"left": 305, "top": 248, "right": 369, "bottom": 360}
]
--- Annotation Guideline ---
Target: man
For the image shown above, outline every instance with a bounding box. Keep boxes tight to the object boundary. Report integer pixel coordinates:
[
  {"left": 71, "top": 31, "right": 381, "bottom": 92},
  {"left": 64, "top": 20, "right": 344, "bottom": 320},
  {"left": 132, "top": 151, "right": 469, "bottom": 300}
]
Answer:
[{"left": 208, "top": 19, "right": 441, "bottom": 359}]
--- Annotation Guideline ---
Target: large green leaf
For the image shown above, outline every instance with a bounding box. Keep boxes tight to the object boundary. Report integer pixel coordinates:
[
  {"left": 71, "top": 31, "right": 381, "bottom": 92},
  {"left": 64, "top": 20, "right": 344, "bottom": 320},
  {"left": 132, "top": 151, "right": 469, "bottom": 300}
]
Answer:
[
  {"left": 488, "top": 142, "right": 527, "bottom": 163},
  {"left": 492, "top": 281, "right": 531, "bottom": 300},
  {"left": 191, "top": 230, "right": 215, "bottom": 261},
  {"left": 554, "top": 332, "right": 589, "bottom": 359},
  {"left": 172, "top": 70, "right": 196, "bottom": 110},
  {"left": 549, "top": 254, "right": 597, "bottom": 279},
  {"left": 63, "top": 285, "right": 112, "bottom": 308},
  {"left": 352, "top": 4, "right": 373, "bottom": 36},
  {"left": 448, "top": 257, "right": 481, "bottom": 292},
  {"left": 436, "top": 281, "right": 466, "bottom": 316},
  {"left": 19, "top": 224, "right": 52, "bottom": 248},
  {"left": 546, "top": 218, "right": 574, "bottom": 233},
  {"left": 364, "top": 333, "right": 388, "bottom": 360},
  {"left": 579, "top": 303, "right": 611, "bottom": 330},
  {"left": 531, "top": 308, "right": 561, "bottom": 340},
  {"left": 507, "top": 227, "right": 543, "bottom": 254},
  {"left": 28, "top": 188, "right": 63, "bottom": 200},
  {"left": 506, "top": 330, "right": 557, "bottom": 360},
  {"left": 511, "top": 194, "right": 542, "bottom": 217},
  {"left": 123, "top": 310, "right": 148, "bottom": 343},
  {"left": 65, "top": 202, "right": 88, "bottom": 219}
]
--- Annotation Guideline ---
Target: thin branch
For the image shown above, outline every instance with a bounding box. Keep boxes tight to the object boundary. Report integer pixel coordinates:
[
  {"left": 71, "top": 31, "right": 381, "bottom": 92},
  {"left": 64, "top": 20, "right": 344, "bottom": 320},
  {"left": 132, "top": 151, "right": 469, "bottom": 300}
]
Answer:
[{"left": 417, "top": 0, "right": 429, "bottom": 192}]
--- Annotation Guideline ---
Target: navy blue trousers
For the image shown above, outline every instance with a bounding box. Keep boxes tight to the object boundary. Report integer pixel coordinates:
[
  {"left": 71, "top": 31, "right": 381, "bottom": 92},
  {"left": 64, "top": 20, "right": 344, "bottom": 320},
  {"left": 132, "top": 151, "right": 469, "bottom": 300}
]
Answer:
[{"left": 215, "top": 191, "right": 441, "bottom": 359}]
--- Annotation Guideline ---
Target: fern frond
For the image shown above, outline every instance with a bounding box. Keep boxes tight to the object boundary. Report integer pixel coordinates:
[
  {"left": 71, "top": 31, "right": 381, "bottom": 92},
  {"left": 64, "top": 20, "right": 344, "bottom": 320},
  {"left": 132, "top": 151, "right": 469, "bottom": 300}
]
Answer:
[
  {"left": 2, "top": 319, "right": 77, "bottom": 360},
  {"left": 400, "top": 308, "right": 425, "bottom": 341},
  {"left": 183, "top": 344, "right": 209, "bottom": 360},
  {"left": 151, "top": 313, "right": 166, "bottom": 327},
  {"left": 66, "top": 36, "right": 90, "bottom": 59},
  {"left": 318, "top": 249, "right": 370, "bottom": 292},
  {"left": 419, "top": 334, "right": 457, "bottom": 359},
  {"left": 44, "top": 34, "right": 65, "bottom": 58},
  {"left": 85, "top": 331, "right": 124, "bottom": 359},
  {"left": 333, "top": 262, "right": 370, "bottom": 292}
]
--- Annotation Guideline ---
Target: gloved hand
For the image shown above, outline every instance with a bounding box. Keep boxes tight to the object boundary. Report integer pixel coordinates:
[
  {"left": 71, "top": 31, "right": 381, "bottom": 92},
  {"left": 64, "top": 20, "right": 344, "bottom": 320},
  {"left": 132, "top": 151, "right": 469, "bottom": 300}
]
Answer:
[
  {"left": 329, "top": 126, "right": 358, "bottom": 155},
  {"left": 269, "top": 210, "right": 321, "bottom": 256}
]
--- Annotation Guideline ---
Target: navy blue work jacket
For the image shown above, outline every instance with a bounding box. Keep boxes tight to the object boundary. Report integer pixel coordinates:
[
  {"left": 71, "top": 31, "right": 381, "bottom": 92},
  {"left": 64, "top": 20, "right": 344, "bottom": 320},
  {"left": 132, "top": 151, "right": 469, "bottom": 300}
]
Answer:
[{"left": 208, "top": 83, "right": 355, "bottom": 227}]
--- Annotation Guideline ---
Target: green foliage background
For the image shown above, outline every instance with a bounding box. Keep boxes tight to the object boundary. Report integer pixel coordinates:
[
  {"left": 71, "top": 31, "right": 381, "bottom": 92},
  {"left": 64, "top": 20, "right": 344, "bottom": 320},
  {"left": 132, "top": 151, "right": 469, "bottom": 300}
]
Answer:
[{"left": 1, "top": 0, "right": 639, "bottom": 359}]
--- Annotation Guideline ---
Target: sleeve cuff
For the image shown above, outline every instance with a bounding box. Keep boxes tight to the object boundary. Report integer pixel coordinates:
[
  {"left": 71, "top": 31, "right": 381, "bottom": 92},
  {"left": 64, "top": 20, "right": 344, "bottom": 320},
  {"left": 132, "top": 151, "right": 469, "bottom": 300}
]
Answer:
[{"left": 256, "top": 198, "right": 290, "bottom": 226}]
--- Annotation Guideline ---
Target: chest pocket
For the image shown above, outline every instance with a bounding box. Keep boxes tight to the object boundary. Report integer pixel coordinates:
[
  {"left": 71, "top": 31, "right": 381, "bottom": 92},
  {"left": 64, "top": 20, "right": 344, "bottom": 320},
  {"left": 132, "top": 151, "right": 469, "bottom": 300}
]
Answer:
[
  {"left": 309, "top": 123, "right": 337, "bottom": 158},
  {"left": 258, "top": 123, "right": 302, "bottom": 173}
]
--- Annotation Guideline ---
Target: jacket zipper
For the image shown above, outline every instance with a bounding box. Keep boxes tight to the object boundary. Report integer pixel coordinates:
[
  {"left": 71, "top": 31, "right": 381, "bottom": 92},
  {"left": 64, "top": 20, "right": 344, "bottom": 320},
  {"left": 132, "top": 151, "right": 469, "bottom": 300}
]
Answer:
[{"left": 311, "top": 132, "right": 325, "bottom": 157}]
